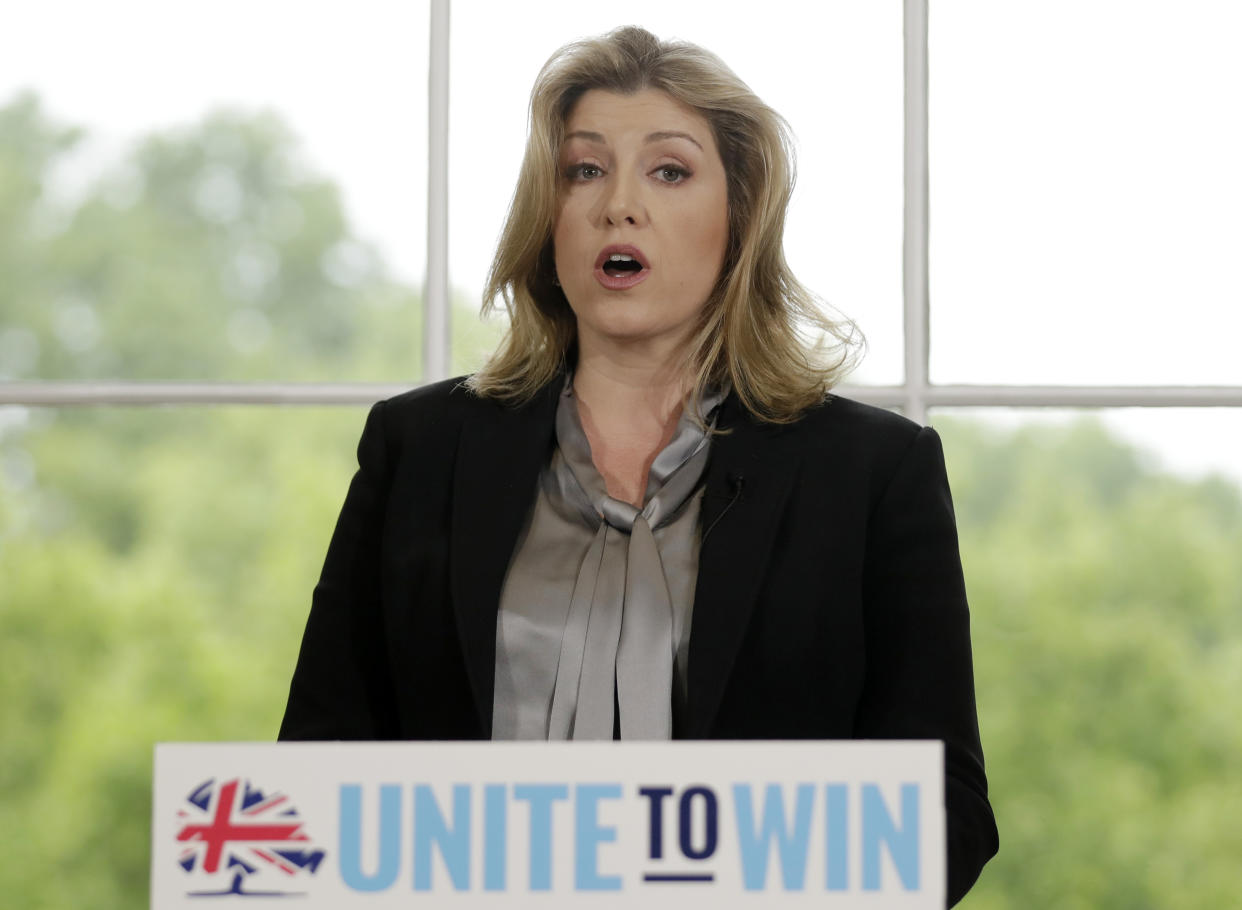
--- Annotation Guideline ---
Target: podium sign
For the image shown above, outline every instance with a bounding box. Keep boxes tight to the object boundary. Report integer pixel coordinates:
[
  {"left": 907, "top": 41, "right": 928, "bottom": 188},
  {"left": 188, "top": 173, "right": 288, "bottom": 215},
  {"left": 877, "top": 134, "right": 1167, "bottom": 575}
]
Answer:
[{"left": 152, "top": 741, "right": 943, "bottom": 907}]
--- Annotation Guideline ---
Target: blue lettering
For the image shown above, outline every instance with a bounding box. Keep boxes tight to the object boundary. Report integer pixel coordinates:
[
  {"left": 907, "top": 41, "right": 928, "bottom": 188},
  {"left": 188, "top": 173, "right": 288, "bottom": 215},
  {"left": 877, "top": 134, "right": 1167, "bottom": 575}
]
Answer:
[
  {"left": 678, "top": 786, "right": 718, "bottom": 860},
  {"left": 339, "top": 784, "right": 401, "bottom": 892},
  {"left": 413, "top": 784, "right": 470, "bottom": 891},
  {"left": 484, "top": 784, "right": 506, "bottom": 891},
  {"left": 825, "top": 784, "right": 848, "bottom": 891},
  {"left": 733, "top": 783, "right": 814, "bottom": 891},
  {"left": 513, "top": 784, "right": 568, "bottom": 891},
  {"left": 638, "top": 786, "right": 674, "bottom": 859},
  {"left": 575, "top": 784, "right": 622, "bottom": 891},
  {"left": 862, "top": 783, "right": 920, "bottom": 891}
]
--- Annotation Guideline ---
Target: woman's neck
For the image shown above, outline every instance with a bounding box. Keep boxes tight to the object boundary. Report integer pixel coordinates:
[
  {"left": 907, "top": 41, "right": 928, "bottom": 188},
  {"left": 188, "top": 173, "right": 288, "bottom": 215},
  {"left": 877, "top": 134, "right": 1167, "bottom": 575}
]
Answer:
[{"left": 572, "top": 347, "right": 692, "bottom": 508}]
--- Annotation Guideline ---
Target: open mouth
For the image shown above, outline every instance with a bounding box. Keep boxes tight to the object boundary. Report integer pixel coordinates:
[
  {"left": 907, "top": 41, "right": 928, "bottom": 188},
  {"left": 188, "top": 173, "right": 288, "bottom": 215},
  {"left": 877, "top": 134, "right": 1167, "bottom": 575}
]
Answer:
[
  {"left": 594, "top": 245, "right": 650, "bottom": 289},
  {"left": 602, "top": 254, "right": 644, "bottom": 278}
]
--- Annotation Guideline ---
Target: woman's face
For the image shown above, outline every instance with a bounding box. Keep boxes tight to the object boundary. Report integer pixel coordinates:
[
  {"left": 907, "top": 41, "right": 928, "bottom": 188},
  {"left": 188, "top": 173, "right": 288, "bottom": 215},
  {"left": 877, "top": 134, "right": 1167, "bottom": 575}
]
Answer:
[{"left": 553, "top": 88, "right": 729, "bottom": 357}]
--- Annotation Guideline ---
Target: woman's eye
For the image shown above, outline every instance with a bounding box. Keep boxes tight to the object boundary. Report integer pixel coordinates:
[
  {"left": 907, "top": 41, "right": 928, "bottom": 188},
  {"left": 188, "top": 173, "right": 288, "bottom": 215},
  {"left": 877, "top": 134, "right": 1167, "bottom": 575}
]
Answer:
[
  {"left": 567, "top": 163, "right": 603, "bottom": 181},
  {"left": 655, "top": 165, "right": 689, "bottom": 184}
]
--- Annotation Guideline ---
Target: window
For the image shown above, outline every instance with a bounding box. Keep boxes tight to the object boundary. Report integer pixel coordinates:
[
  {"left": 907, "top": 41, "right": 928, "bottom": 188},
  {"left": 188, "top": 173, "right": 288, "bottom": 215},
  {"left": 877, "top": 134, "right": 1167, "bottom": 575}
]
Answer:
[{"left": 2, "top": 4, "right": 1239, "bottom": 907}]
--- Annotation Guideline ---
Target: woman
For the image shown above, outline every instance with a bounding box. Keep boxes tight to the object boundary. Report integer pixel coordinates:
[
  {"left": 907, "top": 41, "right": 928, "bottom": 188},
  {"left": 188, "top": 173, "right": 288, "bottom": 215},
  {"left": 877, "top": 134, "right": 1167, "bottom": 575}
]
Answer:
[{"left": 280, "top": 26, "right": 998, "bottom": 905}]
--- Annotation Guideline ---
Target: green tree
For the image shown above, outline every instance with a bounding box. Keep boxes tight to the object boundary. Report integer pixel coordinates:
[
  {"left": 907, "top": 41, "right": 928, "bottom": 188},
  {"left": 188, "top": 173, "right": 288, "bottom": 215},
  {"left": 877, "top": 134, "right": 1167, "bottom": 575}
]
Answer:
[
  {"left": 0, "top": 93, "right": 499, "bottom": 908},
  {"left": 940, "top": 418, "right": 1242, "bottom": 909},
  {"left": 2, "top": 92, "right": 1239, "bottom": 909},
  {"left": 0, "top": 92, "right": 502, "bottom": 383}
]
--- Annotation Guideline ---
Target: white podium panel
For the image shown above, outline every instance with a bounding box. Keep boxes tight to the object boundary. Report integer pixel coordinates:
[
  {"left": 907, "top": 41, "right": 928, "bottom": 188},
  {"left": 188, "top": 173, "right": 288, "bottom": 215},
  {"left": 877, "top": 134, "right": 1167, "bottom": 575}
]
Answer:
[{"left": 152, "top": 741, "right": 943, "bottom": 908}]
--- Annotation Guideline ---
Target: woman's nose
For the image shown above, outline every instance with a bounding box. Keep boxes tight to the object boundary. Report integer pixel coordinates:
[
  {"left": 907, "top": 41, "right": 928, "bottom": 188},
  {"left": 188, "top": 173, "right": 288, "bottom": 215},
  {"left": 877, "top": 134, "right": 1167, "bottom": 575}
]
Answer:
[{"left": 599, "top": 171, "right": 646, "bottom": 228}]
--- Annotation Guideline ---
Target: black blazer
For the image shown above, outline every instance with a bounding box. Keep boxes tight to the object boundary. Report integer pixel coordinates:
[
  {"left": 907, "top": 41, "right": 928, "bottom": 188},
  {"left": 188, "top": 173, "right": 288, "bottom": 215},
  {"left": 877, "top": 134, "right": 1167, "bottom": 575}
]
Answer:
[{"left": 279, "top": 376, "right": 999, "bottom": 905}]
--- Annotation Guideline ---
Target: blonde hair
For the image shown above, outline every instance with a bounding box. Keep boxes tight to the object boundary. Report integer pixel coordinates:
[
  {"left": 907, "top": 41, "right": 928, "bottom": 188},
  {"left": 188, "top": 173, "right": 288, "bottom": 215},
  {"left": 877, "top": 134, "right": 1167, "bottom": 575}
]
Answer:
[{"left": 468, "top": 26, "right": 863, "bottom": 423}]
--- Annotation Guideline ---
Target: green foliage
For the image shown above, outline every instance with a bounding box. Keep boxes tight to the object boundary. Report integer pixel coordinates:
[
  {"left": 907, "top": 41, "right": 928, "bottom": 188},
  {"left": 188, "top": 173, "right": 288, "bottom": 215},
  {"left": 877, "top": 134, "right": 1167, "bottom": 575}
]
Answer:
[
  {"left": 938, "top": 418, "right": 1242, "bottom": 909},
  {"left": 0, "top": 406, "right": 364, "bottom": 909},
  {"left": 1, "top": 92, "right": 1238, "bottom": 908},
  {"left": 0, "top": 93, "right": 503, "bottom": 382},
  {"left": 0, "top": 91, "right": 505, "bottom": 907}
]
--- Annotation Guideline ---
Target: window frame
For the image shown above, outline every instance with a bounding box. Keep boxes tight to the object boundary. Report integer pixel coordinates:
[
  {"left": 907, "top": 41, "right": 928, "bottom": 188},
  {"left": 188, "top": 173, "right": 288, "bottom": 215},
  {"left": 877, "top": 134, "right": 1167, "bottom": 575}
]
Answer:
[{"left": 2, "top": 0, "right": 1240, "bottom": 414}]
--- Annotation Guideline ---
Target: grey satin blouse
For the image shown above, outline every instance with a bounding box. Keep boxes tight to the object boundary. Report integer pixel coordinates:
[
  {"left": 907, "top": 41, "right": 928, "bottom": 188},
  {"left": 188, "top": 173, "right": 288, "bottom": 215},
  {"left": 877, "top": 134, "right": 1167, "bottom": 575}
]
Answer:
[{"left": 491, "top": 380, "right": 723, "bottom": 741}]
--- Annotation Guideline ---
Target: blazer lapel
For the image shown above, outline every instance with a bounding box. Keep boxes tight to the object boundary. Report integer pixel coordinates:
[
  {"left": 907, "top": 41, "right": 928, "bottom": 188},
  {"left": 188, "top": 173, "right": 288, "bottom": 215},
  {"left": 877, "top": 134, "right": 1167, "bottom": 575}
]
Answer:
[
  {"left": 449, "top": 381, "right": 560, "bottom": 736},
  {"left": 686, "top": 395, "right": 801, "bottom": 737},
  {"left": 447, "top": 381, "right": 801, "bottom": 739}
]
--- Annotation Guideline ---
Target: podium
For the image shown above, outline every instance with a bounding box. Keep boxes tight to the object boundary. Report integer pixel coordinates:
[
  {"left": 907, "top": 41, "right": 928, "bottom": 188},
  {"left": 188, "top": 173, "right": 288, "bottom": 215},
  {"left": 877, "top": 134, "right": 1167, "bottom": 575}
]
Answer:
[{"left": 152, "top": 741, "right": 944, "bottom": 907}]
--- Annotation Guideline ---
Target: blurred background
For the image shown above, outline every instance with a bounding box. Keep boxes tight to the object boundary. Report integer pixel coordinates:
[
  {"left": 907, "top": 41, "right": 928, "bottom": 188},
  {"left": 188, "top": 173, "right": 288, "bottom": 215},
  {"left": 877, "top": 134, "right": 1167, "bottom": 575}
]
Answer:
[{"left": 1, "top": 1, "right": 1239, "bottom": 907}]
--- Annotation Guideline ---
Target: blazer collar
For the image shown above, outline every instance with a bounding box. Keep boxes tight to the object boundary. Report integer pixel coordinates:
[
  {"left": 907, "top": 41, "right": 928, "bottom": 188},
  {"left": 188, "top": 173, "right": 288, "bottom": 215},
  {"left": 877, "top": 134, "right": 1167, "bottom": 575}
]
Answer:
[
  {"left": 685, "top": 393, "right": 801, "bottom": 737},
  {"left": 449, "top": 378, "right": 561, "bottom": 736},
  {"left": 449, "top": 380, "right": 802, "bottom": 739}
]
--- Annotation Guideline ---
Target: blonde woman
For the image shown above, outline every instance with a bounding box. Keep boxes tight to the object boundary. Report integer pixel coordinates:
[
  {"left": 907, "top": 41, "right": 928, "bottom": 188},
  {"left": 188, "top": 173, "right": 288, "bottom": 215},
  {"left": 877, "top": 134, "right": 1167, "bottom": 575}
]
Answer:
[{"left": 281, "top": 26, "right": 997, "bottom": 905}]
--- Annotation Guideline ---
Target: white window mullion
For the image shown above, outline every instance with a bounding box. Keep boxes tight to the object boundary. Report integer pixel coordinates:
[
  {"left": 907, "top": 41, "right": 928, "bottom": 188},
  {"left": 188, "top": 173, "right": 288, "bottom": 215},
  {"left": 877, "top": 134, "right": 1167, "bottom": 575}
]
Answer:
[
  {"left": 903, "top": 0, "right": 931, "bottom": 425},
  {"left": 423, "top": 0, "right": 452, "bottom": 383},
  {"left": 0, "top": 382, "right": 414, "bottom": 406},
  {"left": 5, "top": 382, "right": 1239, "bottom": 409}
]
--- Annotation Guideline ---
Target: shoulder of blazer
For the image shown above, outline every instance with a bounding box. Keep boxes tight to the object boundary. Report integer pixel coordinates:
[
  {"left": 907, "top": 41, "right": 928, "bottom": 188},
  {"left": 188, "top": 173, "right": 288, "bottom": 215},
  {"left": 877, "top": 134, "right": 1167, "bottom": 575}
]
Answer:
[
  {"left": 799, "top": 392, "right": 922, "bottom": 445},
  {"left": 745, "top": 393, "right": 944, "bottom": 511},
  {"left": 764, "top": 393, "right": 927, "bottom": 462},
  {"left": 370, "top": 375, "right": 559, "bottom": 458},
  {"left": 381, "top": 375, "right": 563, "bottom": 426},
  {"left": 377, "top": 375, "right": 488, "bottom": 436}
]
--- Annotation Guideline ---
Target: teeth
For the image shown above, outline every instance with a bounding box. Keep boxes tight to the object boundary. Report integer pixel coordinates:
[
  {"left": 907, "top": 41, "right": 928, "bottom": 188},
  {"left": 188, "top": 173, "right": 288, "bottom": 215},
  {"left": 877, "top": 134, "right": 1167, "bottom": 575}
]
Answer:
[{"left": 608, "top": 254, "right": 634, "bottom": 262}]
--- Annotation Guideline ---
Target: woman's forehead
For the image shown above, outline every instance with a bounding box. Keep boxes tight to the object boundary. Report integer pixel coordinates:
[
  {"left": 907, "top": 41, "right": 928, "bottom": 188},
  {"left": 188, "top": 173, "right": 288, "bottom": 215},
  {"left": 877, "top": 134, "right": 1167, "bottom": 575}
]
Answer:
[{"left": 562, "top": 88, "right": 715, "bottom": 151}]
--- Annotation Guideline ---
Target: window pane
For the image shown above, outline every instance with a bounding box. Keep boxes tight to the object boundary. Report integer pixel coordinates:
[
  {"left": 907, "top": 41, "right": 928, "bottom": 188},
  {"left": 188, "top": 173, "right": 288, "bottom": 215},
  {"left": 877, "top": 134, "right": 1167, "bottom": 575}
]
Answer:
[
  {"left": 0, "top": 404, "right": 365, "bottom": 907},
  {"left": 0, "top": 1, "right": 428, "bottom": 381},
  {"left": 932, "top": 407, "right": 1242, "bottom": 908},
  {"left": 450, "top": 2, "right": 904, "bottom": 383},
  {"left": 929, "top": 2, "right": 1242, "bottom": 385}
]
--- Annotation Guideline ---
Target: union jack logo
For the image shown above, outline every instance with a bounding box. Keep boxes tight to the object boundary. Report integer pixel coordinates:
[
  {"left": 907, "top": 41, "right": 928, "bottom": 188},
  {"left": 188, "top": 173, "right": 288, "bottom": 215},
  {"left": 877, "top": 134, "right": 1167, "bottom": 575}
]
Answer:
[{"left": 175, "top": 777, "right": 325, "bottom": 897}]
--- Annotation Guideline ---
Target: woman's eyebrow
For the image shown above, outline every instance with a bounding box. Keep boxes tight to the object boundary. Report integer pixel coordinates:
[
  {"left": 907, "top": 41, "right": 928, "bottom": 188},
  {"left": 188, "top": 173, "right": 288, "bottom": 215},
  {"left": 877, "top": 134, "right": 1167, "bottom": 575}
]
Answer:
[
  {"left": 564, "top": 130, "right": 607, "bottom": 145},
  {"left": 563, "top": 129, "right": 703, "bottom": 151},
  {"left": 644, "top": 130, "right": 703, "bottom": 151}
]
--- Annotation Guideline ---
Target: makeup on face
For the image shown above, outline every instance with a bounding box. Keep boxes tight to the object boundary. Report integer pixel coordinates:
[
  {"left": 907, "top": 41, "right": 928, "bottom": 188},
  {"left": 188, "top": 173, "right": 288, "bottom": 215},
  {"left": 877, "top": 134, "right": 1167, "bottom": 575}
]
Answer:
[{"left": 553, "top": 89, "right": 729, "bottom": 354}]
